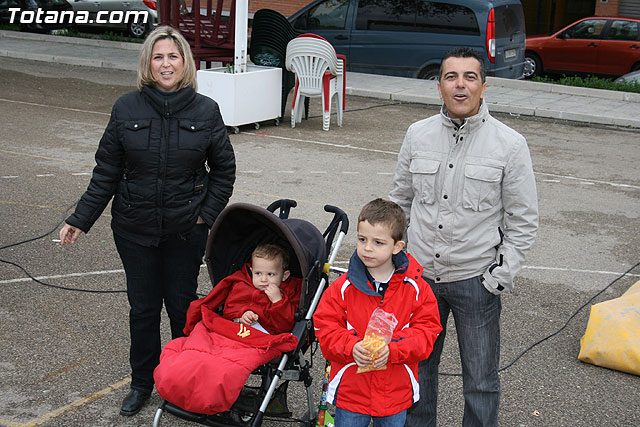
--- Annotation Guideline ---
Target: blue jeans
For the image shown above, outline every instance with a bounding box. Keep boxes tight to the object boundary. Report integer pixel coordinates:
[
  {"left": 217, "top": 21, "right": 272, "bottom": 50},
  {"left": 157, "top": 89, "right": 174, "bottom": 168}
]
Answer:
[
  {"left": 336, "top": 408, "right": 407, "bottom": 427},
  {"left": 114, "top": 225, "right": 208, "bottom": 392},
  {"left": 406, "top": 275, "right": 501, "bottom": 427}
]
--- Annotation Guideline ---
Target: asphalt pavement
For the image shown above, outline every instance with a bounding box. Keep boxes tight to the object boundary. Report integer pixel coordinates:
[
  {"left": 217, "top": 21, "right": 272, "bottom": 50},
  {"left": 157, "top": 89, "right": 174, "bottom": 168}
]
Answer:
[{"left": 1, "top": 29, "right": 639, "bottom": 128}]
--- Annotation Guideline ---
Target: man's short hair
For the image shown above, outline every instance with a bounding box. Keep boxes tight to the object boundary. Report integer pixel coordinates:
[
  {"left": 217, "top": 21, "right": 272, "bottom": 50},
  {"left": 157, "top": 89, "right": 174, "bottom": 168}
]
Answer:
[
  {"left": 358, "top": 198, "right": 406, "bottom": 242},
  {"left": 439, "top": 47, "right": 486, "bottom": 83},
  {"left": 252, "top": 243, "right": 290, "bottom": 270}
]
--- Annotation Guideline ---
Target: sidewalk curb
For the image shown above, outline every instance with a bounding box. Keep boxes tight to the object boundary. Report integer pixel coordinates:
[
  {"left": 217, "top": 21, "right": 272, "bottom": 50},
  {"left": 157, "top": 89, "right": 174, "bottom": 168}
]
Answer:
[{"left": 0, "top": 29, "right": 142, "bottom": 50}]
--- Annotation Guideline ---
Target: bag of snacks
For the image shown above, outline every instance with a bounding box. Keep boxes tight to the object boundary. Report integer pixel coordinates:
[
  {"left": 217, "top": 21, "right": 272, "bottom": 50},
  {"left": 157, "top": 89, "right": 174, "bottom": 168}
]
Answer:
[{"left": 357, "top": 307, "right": 398, "bottom": 373}]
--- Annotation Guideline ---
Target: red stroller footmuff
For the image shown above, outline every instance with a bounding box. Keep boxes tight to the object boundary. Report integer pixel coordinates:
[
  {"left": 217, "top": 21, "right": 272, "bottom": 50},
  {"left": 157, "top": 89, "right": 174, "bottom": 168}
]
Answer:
[{"left": 154, "top": 306, "right": 297, "bottom": 415}]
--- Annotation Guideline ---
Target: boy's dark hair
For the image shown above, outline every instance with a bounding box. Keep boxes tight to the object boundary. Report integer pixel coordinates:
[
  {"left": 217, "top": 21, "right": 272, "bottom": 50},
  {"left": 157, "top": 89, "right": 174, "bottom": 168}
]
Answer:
[
  {"left": 358, "top": 198, "right": 406, "bottom": 242},
  {"left": 252, "top": 243, "right": 290, "bottom": 270},
  {"left": 439, "top": 47, "right": 486, "bottom": 83}
]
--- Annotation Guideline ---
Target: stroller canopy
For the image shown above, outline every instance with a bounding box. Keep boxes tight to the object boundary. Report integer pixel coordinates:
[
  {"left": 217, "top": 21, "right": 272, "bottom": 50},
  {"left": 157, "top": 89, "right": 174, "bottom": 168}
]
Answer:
[{"left": 205, "top": 203, "right": 327, "bottom": 287}]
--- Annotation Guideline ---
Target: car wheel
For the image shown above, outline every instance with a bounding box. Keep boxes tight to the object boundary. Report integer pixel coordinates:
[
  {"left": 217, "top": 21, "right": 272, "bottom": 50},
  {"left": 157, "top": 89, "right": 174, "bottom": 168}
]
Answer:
[
  {"left": 418, "top": 66, "right": 440, "bottom": 80},
  {"left": 128, "top": 20, "right": 149, "bottom": 38},
  {"left": 523, "top": 52, "right": 541, "bottom": 79},
  {"left": 632, "top": 62, "right": 640, "bottom": 72}
]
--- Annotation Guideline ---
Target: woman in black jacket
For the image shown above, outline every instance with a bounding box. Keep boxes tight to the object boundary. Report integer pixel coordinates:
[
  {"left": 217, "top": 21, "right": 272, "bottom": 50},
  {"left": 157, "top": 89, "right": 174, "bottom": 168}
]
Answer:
[{"left": 59, "top": 25, "right": 236, "bottom": 416}]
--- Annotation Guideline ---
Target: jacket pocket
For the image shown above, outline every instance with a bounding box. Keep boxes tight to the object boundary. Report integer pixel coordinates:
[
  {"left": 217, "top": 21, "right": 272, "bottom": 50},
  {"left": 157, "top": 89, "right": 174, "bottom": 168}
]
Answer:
[
  {"left": 178, "top": 120, "right": 210, "bottom": 151},
  {"left": 409, "top": 158, "right": 440, "bottom": 205},
  {"left": 122, "top": 119, "right": 151, "bottom": 151},
  {"left": 463, "top": 163, "right": 503, "bottom": 211}
]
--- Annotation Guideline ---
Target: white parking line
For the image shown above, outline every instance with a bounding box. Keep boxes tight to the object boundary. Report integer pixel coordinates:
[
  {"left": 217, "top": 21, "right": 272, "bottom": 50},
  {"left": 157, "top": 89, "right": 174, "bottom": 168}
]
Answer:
[
  {"left": 522, "top": 265, "right": 640, "bottom": 277},
  {"left": 0, "top": 98, "right": 111, "bottom": 116},
  {"left": 242, "top": 132, "right": 638, "bottom": 190},
  {"left": 2, "top": 264, "right": 637, "bottom": 285}
]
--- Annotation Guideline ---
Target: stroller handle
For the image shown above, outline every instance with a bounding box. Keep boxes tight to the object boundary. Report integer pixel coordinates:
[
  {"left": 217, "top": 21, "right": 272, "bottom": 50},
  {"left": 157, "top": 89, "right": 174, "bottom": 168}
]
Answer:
[
  {"left": 267, "top": 199, "right": 298, "bottom": 219},
  {"left": 324, "top": 204, "right": 349, "bottom": 234}
]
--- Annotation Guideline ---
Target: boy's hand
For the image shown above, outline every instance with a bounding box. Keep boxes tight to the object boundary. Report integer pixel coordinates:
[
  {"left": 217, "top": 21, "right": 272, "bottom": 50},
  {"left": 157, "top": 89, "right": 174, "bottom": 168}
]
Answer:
[
  {"left": 239, "top": 310, "right": 259, "bottom": 325},
  {"left": 372, "top": 344, "right": 390, "bottom": 368},
  {"left": 264, "top": 283, "right": 283, "bottom": 303},
  {"left": 352, "top": 341, "right": 373, "bottom": 367}
]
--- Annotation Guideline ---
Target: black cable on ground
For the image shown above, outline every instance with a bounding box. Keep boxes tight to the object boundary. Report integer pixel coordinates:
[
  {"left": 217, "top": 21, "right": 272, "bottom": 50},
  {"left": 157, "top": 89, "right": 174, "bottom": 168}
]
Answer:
[
  {"left": 0, "top": 200, "right": 126, "bottom": 294},
  {"left": 439, "top": 260, "right": 640, "bottom": 377}
]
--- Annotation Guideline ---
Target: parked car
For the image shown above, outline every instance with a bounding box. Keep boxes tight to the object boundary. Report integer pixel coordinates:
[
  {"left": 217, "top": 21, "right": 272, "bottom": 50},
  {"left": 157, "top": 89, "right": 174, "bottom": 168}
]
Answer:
[
  {"left": 288, "top": 0, "right": 526, "bottom": 80},
  {"left": 0, "top": 0, "right": 73, "bottom": 33},
  {"left": 524, "top": 16, "right": 640, "bottom": 79},
  {"left": 615, "top": 70, "right": 640, "bottom": 84},
  {"left": 69, "top": 0, "right": 157, "bottom": 38}
]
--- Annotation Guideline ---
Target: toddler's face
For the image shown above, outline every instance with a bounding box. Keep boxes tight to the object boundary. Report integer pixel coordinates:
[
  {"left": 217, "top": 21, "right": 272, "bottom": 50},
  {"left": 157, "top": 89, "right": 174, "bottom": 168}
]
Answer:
[{"left": 251, "top": 256, "right": 289, "bottom": 291}]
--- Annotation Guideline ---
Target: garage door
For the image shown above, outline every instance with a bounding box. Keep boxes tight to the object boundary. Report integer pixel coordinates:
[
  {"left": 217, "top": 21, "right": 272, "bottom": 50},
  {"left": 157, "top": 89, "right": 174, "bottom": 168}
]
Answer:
[{"left": 619, "top": 0, "right": 640, "bottom": 18}]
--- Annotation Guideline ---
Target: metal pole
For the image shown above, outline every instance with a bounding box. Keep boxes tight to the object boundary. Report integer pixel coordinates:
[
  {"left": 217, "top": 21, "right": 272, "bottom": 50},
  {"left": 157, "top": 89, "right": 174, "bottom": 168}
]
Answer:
[{"left": 234, "top": 0, "right": 247, "bottom": 73}]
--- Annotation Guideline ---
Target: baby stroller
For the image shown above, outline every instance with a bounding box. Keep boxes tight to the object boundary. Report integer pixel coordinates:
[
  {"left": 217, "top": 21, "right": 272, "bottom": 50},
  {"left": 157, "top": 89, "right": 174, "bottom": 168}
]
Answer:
[{"left": 153, "top": 199, "right": 348, "bottom": 427}]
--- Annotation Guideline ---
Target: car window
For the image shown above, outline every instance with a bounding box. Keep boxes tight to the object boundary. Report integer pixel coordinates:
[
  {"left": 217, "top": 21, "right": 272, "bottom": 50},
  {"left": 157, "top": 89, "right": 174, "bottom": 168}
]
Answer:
[
  {"left": 292, "top": 0, "right": 349, "bottom": 30},
  {"left": 495, "top": 3, "right": 524, "bottom": 38},
  {"left": 354, "top": 0, "right": 479, "bottom": 35},
  {"left": 416, "top": 1, "right": 479, "bottom": 35},
  {"left": 355, "top": 0, "right": 414, "bottom": 31},
  {"left": 563, "top": 19, "right": 607, "bottom": 40},
  {"left": 605, "top": 20, "right": 639, "bottom": 41}
]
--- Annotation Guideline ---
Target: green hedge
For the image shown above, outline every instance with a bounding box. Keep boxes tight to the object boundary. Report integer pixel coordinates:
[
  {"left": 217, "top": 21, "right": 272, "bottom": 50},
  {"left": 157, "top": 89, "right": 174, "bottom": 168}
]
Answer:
[{"left": 533, "top": 75, "right": 640, "bottom": 94}]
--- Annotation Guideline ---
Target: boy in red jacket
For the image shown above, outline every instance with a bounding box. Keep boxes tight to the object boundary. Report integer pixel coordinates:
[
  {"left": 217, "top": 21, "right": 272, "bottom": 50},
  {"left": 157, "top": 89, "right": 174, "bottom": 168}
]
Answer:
[{"left": 314, "top": 198, "right": 441, "bottom": 426}]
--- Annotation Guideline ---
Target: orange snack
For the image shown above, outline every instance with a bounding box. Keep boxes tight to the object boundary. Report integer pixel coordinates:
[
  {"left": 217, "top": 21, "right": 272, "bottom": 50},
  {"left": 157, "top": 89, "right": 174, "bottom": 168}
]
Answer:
[{"left": 357, "top": 332, "right": 388, "bottom": 373}]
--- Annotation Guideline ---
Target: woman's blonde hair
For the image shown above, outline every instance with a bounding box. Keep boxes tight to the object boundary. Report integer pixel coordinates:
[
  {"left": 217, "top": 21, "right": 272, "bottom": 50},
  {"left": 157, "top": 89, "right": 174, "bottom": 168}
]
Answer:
[{"left": 137, "top": 25, "right": 197, "bottom": 91}]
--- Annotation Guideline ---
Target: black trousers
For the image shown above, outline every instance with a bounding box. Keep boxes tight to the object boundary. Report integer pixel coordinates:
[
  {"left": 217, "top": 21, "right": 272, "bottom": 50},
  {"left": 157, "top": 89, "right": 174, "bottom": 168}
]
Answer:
[{"left": 114, "top": 225, "right": 208, "bottom": 392}]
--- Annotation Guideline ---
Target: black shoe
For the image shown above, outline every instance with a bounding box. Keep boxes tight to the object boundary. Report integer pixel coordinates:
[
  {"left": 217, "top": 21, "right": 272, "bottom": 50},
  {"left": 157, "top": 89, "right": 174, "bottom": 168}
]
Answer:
[{"left": 120, "top": 389, "right": 151, "bottom": 416}]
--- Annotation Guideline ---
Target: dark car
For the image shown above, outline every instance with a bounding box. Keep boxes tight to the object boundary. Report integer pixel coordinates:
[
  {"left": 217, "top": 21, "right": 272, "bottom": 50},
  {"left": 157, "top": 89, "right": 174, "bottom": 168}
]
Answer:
[
  {"left": 288, "top": 0, "right": 526, "bottom": 80},
  {"left": 524, "top": 16, "right": 640, "bottom": 78},
  {"left": 0, "top": 0, "right": 73, "bottom": 33}
]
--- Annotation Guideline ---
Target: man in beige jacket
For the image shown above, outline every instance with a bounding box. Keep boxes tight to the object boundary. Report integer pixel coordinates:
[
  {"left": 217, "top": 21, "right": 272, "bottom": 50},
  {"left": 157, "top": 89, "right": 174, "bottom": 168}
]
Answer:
[{"left": 390, "top": 47, "right": 539, "bottom": 427}]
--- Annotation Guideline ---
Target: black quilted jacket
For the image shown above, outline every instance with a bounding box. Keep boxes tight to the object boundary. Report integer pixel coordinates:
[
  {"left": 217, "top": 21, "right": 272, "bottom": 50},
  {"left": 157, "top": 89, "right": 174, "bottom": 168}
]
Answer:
[{"left": 66, "top": 85, "right": 236, "bottom": 243}]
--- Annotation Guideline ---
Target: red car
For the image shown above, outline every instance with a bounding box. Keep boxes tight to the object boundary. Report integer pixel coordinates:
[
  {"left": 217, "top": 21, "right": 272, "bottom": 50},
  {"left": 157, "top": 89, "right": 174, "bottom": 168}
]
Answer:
[{"left": 524, "top": 16, "right": 640, "bottom": 78}]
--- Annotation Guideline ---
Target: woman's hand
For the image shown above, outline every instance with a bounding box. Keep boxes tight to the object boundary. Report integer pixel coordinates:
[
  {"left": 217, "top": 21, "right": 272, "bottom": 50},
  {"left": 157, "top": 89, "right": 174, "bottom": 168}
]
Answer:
[{"left": 59, "top": 223, "right": 83, "bottom": 246}]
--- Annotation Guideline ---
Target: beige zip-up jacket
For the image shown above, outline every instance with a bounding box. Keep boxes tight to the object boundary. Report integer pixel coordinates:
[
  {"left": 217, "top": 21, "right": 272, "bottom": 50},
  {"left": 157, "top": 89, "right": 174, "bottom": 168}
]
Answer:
[{"left": 390, "top": 101, "right": 538, "bottom": 294}]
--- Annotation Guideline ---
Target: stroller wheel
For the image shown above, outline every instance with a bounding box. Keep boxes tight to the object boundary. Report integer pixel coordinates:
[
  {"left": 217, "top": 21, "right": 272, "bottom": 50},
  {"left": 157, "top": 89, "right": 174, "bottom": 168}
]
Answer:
[{"left": 299, "top": 408, "right": 318, "bottom": 427}]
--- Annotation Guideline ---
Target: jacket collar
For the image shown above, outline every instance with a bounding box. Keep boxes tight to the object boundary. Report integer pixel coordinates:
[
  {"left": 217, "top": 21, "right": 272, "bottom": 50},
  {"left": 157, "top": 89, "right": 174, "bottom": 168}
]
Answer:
[
  {"left": 141, "top": 84, "right": 197, "bottom": 117},
  {"left": 440, "top": 99, "right": 489, "bottom": 132},
  {"left": 345, "top": 250, "right": 409, "bottom": 296}
]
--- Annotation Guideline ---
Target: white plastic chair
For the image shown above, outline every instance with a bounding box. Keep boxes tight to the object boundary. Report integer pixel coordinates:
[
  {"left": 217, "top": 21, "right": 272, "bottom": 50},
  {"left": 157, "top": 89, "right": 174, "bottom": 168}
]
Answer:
[{"left": 286, "top": 36, "right": 345, "bottom": 131}]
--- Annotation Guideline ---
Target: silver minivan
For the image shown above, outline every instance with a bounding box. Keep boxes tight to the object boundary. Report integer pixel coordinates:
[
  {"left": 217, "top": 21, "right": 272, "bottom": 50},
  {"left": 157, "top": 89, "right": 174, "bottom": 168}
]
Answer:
[{"left": 288, "top": 0, "right": 526, "bottom": 79}]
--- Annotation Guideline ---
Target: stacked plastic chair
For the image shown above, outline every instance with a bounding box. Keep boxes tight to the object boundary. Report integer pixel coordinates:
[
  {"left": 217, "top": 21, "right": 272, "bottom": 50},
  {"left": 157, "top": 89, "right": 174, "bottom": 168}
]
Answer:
[
  {"left": 286, "top": 35, "right": 345, "bottom": 131},
  {"left": 249, "top": 9, "right": 304, "bottom": 119}
]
